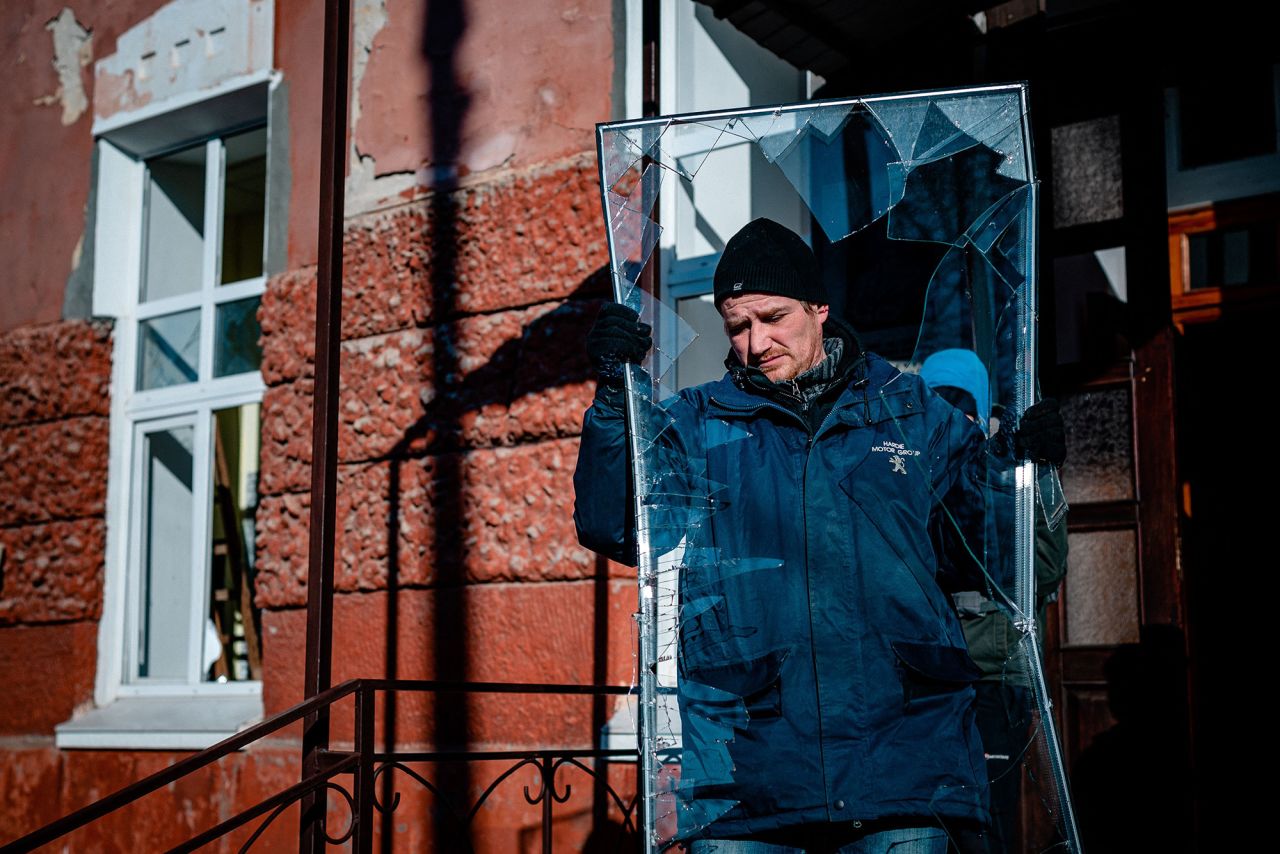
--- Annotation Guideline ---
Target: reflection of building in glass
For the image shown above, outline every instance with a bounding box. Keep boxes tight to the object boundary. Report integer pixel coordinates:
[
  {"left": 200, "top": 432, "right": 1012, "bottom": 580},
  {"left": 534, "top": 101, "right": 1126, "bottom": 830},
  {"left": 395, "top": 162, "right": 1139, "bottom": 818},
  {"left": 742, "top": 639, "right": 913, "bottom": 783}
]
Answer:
[{"left": 0, "top": 0, "right": 1270, "bottom": 849}]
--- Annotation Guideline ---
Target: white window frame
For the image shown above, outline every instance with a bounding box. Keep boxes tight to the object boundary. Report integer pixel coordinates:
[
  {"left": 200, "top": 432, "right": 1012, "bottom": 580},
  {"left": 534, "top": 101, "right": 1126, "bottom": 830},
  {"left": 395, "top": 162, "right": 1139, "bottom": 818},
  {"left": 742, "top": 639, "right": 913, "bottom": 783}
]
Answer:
[
  {"left": 118, "top": 126, "right": 267, "bottom": 699},
  {"left": 60, "top": 74, "right": 278, "bottom": 748}
]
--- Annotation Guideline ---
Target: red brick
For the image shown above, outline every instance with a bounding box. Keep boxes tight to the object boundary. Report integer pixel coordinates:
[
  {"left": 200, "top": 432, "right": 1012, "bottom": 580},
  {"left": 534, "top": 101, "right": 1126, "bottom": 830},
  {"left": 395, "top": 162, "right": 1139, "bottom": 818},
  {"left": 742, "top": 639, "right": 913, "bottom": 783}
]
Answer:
[
  {"left": 0, "top": 417, "right": 109, "bottom": 526},
  {"left": 0, "top": 517, "right": 104, "bottom": 625},
  {"left": 0, "top": 320, "right": 113, "bottom": 426},
  {"left": 254, "top": 439, "right": 596, "bottom": 606},
  {"left": 0, "top": 621, "right": 97, "bottom": 734},
  {"left": 261, "top": 578, "right": 637, "bottom": 744}
]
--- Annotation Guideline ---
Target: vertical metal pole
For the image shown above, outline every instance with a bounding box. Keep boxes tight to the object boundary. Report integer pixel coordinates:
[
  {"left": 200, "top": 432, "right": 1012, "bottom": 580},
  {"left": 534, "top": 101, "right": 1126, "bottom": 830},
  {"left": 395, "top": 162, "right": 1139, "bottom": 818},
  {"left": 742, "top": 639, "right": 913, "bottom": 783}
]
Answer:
[
  {"left": 301, "top": 0, "right": 351, "bottom": 850},
  {"left": 541, "top": 755, "right": 555, "bottom": 854},
  {"left": 1018, "top": 90, "right": 1082, "bottom": 851},
  {"left": 353, "top": 686, "right": 376, "bottom": 853},
  {"left": 636, "top": 3, "right": 660, "bottom": 852}
]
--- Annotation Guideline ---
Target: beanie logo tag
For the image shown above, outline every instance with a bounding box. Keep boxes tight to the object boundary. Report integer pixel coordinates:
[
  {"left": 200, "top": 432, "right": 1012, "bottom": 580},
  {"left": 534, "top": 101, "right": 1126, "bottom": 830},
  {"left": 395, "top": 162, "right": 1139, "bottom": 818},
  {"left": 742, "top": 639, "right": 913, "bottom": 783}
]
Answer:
[{"left": 732, "top": 282, "right": 744, "bottom": 291}]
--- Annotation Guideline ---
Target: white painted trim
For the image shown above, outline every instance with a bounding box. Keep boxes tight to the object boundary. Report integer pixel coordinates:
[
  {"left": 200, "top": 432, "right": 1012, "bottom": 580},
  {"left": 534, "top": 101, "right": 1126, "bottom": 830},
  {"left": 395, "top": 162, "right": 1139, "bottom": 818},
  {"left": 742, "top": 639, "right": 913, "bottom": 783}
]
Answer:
[
  {"left": 92, "top": 69, "right": 276, "bottom": 138},
  {"left": 86, "top": 88, "right": 270, "bottom": 719},
  {"left": 56, "top": 692, "right": 262, "bottom": 751},
  {"left": 624, "top": 0, "right": 643, "bottom": 122},
  {"left": 135, "top": 276, "right": 265, "bottom": 320},
  {"left": 188, "top": 412, "right": 214, "bottom": 683},
  {"left": 115, "top": 681, "right": 263, "bottom": 698},
  {"left": 92, "top": 141, "right": 146, "bottom": 318},
  {"left": 127, "top": 374, "right": 266, "bottom": 418},
  {"left": 56, "top": 730, "right": 243, "bottom": 751},
  {"left": 94, "top": 316, "right": 138, "bottom": 707}
]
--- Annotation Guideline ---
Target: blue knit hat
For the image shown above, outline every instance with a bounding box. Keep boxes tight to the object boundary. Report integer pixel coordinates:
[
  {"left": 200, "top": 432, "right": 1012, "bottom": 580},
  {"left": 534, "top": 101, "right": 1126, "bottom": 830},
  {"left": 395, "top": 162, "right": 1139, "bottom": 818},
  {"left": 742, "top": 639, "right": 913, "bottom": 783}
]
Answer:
[{"left": 920, "top": 349, "right": 990, "bottom": 427}]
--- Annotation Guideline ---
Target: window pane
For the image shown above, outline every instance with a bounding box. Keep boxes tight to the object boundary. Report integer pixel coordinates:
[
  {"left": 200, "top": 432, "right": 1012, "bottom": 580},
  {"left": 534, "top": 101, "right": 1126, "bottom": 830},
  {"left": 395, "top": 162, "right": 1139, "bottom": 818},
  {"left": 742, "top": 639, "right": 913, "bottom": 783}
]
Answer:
[
  {"left": 1064, "top": 530, "right": 1140, "bottom": 647},
  {"left": 138, "top": 308, "right": 199, "bottom": 389},
  {"left": 214, "top": 296, "right": 263, "bottom": 377},
  {"left": 1060, "top": 386, "right": 1135, "bottom": 503},
  {"left": 1187, "top": 223, "right": 1279, "bottom": 290},
  {"left": 675, "top": 293, "right": 727, "bottom": 389},
  {"left": 1050, "top": 116, "right": 1123, "bottom": 228},
  {"left": 138, "top": 308, "right": 201, "bottom": 390},
  {"left": 143, "top": 144, "right": 206, "bottom": 301},
  {"left": 136, "top": 424, "right": 196, "bottom": 680},
  {"left": 206, "top": 404, "right": 262, "bottom": 682},
  {"left": 220, "top": 128, "right": 267, "bottom": 284}
]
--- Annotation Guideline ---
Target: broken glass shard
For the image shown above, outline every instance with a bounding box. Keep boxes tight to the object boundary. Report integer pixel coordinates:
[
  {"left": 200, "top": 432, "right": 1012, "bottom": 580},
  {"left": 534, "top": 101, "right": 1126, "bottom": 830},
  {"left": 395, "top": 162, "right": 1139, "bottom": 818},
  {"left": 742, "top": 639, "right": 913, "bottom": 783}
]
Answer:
[{"left": 765, "top": 107, "right": 896, "bottom": 244}]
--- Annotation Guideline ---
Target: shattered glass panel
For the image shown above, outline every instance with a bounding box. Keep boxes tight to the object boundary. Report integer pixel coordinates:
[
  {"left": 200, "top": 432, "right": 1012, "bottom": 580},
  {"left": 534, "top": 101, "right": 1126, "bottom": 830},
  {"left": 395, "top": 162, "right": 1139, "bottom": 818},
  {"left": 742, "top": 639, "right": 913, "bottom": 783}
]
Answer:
[{"left": 593, "top": 85, "right": 1079, "bottom": 853}]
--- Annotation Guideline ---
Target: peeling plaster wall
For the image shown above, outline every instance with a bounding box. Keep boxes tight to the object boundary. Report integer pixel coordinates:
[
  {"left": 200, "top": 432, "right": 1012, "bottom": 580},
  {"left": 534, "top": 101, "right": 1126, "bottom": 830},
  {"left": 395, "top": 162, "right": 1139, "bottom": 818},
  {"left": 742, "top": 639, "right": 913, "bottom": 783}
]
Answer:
[
  {"left": 93, "top": 0, "right": 273, "bottom": 123},
  {"left": 344, "top": 0, "right": 614, "bottom": 215},
  {"left": 0, "top": 0, "right": 171, "bottom": 333},
  {"left": 282, "top": 0, "right": 615, "bottom": 281}
]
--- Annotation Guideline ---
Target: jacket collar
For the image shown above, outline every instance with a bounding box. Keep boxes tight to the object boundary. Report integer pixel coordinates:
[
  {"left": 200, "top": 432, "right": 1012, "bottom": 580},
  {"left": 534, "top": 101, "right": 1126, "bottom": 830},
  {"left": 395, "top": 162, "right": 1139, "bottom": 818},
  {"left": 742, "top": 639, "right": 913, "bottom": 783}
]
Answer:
[
  {"left": 717, "top": 316, "right": 865, "bottom": 405},
  {"left": 707, "top": 319, "right": 905, "bottom": 416}
]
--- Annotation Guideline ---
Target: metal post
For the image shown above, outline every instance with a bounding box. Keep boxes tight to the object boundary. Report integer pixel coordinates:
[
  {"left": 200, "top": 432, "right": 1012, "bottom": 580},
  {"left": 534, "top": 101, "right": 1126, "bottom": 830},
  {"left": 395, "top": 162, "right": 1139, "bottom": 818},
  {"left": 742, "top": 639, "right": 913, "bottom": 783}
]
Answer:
[
  {"left": 300, "top": 0, "right": 351, "bottom": 850},
  {"left": 635, "top": 3, "right": 660, "bottom": 851},
  {"left": 541, "top": 755, "right": 555, "bottom": 854},
  {"left": 353, "top": 686, "right": 376, "bottom": 853},
  {"left": 1018, "top": 102, "right": 1081, "bottom": 851}
]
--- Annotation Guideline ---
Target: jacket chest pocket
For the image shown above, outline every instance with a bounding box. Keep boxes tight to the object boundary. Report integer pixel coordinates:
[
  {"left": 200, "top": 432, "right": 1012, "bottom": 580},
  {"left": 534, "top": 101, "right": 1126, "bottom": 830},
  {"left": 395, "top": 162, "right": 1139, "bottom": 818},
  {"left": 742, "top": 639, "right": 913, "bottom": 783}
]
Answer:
[
  {"left": 834, "top": 394, "right": 932, "bottom": 532},
  {"left": 831, "top": 400, "right": 950, "bottom": 624}
]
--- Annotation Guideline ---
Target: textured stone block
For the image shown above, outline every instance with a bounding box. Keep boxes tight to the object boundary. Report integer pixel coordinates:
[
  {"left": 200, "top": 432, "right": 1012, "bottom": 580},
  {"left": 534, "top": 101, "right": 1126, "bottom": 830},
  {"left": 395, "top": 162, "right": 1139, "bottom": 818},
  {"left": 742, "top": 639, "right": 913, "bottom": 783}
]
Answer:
[
  {"left": 0, "top": 320, "right": 112, "bottom": 426},
  {"left": 0, "top": 417, "right": 108, "bottom": 526},
  {"left": 0, "top": 517, "right": 104, "bottom": 625},
  {"left": 258, "top": 158, "right": 610, "bottom": 386},
  {"left": 254, "top": 438, "right": 595, "bottom": 606},
  {"left": 258, "top": 376, "right": 315, "bottom": 499},
  {"left": 261, "top": 578, "right": 637, "bottom": 744},
  {"left": 256, "top": 300, "right": 598, "bottom": 498}
]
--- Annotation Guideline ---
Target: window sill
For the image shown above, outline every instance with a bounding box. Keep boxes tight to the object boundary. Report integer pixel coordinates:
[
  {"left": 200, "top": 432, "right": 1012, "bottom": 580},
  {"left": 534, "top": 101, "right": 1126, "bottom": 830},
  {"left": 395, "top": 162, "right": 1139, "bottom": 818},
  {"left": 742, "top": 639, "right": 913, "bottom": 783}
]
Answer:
[{"left": 55, "top": 693, "right": 263, "bottom": 751}]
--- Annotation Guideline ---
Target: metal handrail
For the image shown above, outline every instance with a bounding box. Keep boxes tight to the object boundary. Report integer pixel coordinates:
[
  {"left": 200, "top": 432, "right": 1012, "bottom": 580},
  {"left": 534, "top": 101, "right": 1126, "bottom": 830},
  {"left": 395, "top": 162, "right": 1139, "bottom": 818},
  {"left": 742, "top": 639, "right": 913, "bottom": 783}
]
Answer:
[{"left": 3, "top": 680, "right": 638, "bottom": 853}]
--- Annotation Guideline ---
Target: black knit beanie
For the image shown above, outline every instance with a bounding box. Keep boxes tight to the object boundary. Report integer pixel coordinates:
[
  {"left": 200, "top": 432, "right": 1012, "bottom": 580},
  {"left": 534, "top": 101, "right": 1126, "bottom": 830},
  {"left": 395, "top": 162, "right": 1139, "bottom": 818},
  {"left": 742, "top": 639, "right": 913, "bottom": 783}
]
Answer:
[{"left": 713, "top": 218, "right": 827, "bottom": 308}]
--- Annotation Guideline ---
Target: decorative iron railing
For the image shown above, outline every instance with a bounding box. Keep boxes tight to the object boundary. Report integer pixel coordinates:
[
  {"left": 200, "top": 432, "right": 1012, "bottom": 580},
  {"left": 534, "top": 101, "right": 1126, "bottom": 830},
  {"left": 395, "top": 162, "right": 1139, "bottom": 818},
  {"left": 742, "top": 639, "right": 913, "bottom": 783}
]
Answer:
[{"left": 4, "top": 680, "right": 639, "bottom": 853}]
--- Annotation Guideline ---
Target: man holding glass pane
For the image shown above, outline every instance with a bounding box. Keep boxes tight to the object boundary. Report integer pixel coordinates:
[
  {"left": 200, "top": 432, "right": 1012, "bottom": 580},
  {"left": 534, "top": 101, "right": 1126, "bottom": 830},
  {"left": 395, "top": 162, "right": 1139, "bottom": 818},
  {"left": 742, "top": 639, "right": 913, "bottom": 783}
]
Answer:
[{"left": 575, "top": 219, "right": 1062, "bottom": 852}]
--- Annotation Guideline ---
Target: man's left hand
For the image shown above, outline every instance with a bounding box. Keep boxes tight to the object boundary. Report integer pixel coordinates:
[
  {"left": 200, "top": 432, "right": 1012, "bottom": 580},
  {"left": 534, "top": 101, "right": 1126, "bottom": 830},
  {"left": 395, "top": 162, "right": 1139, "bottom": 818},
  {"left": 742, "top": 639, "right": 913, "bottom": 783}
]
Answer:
[{"left": 1014, "top": 399, "right": 1066, "bottom": 467}]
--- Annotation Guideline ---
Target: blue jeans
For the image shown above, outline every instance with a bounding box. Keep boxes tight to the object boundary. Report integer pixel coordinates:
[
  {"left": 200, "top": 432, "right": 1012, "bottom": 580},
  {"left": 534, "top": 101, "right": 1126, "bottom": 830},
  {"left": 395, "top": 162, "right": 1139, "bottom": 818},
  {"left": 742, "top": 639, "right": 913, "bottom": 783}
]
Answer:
[{"left": 687, "top": 824, "right": 949, "bottom": 854}]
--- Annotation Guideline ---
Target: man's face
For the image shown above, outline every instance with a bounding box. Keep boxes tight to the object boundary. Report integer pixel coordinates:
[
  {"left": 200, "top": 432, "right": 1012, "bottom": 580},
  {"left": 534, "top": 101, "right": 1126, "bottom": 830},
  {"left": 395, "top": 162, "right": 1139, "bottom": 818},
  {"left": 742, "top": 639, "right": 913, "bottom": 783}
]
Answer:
[{"left": 720, "top": 293, "right": 830, "bottom": 382}]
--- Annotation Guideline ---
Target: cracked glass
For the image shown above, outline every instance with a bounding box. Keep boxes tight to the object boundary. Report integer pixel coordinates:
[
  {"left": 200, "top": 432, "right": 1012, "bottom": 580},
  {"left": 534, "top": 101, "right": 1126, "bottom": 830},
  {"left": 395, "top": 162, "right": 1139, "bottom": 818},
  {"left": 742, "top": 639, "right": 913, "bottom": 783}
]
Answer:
[{"left": 591, "top": 85, "right": 1078, "bottom": 853}]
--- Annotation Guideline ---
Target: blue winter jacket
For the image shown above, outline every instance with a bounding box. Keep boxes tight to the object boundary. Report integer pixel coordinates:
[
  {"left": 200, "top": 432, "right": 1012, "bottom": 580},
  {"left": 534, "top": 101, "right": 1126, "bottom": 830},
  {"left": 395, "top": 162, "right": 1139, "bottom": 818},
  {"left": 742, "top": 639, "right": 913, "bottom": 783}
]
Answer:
[{"left": 574, "top": 349, "right": 991, "bottom": 838}]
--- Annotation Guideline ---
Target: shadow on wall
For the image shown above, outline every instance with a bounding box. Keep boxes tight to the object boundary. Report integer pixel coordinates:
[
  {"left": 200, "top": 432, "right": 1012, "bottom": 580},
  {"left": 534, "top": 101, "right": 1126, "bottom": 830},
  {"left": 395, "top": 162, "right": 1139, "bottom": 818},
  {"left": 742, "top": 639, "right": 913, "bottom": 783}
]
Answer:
[{"left": 367, "top": 0, "right": 626, "bottom": 849}]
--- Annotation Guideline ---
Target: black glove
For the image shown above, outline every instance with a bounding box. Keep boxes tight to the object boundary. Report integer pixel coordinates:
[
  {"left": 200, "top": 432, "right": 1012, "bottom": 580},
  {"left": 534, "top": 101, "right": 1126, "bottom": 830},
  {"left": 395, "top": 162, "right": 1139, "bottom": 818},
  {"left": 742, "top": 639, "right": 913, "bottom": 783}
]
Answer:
[
  {"left": 1014, "top": 398, "right": 1066, "bottom": 467},
  {"left": 586, "top": 302, "right": 651, "bottom": 382}
]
